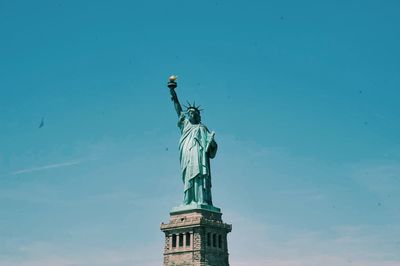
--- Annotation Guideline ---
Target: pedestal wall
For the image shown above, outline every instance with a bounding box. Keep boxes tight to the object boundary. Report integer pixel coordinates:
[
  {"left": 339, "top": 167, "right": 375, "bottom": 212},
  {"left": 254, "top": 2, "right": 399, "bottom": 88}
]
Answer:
[{"left": 161, "top": 208, "right": 232, "bottom": 266}]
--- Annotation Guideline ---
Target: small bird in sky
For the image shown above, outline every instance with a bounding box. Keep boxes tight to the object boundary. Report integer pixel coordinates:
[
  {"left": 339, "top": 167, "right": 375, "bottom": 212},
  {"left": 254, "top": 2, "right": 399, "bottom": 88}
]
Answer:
[{"left": 38, "top": 117, "right": 44, "bottom": 128}]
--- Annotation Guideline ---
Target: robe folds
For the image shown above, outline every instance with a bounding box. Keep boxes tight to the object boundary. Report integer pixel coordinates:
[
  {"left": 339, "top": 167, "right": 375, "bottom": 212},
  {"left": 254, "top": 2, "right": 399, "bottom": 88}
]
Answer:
[{"left": 178, "top": 113, "right": 217, "bottom": 205}]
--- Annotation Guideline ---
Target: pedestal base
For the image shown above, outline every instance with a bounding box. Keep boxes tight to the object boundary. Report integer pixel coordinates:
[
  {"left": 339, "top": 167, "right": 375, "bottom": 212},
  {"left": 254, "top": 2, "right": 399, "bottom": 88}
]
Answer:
[{"left": 161, "top": 208, "right": 232, "bottom": 266}]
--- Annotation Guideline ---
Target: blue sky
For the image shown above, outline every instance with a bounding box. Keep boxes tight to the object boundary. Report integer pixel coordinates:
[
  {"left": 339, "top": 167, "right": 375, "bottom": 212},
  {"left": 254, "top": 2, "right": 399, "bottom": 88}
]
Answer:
[{"left": 1, "top": 0, "right": 399, "bottom": 265}]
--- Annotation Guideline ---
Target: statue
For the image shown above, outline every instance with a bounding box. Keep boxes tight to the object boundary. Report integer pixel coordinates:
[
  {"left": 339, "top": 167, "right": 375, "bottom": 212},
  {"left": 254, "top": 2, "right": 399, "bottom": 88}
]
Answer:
[{"left": 168, "top": 76, "right": 218, "bottom": 207}]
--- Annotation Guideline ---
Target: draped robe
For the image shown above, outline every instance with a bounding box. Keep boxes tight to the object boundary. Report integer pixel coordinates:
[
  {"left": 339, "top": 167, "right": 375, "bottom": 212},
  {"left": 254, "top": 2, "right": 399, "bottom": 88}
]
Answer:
[{"left": 178, "top": 112, "right": 217, "bottom": 205}]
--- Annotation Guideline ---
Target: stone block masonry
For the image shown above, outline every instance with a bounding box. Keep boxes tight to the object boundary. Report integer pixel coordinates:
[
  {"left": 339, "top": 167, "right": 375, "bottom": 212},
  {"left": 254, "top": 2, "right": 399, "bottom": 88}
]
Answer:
[{"left": 161, "top": 208, "right": 232, "bottom": 266}]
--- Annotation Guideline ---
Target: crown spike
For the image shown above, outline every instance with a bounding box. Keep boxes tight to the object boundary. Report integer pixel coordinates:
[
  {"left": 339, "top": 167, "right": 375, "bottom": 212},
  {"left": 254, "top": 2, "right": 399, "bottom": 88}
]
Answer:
[{"left": 184, "top": 100, "right": 203, "bottom": 113}]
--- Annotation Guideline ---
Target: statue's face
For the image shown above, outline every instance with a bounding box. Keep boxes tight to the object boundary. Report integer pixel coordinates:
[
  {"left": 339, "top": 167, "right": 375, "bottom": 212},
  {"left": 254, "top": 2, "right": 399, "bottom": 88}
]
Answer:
[{"left": 188, "top": 109, "right": 201, "bottom": 124}]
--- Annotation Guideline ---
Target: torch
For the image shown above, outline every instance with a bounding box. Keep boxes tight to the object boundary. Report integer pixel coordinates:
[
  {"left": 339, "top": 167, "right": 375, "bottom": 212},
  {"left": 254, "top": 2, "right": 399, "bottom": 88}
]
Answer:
[{"left": 168, "top": 75, "right": 177, "bottom": 90}]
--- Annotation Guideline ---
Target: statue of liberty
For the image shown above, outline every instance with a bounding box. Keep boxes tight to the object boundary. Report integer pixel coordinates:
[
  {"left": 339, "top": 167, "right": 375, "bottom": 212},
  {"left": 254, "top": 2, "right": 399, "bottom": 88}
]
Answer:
[{"left": 168, "top": 76, "right": 218, "bottom": 207}]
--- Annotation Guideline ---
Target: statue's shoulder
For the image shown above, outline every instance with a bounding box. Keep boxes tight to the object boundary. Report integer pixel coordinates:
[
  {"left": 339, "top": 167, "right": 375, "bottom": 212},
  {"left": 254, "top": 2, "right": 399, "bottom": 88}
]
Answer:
[
  {"left": 199, "top": 123, "right": 210, "bottom": 132},
  {"left": 178, "top": 113, "right": 189, "bottom": 130}
]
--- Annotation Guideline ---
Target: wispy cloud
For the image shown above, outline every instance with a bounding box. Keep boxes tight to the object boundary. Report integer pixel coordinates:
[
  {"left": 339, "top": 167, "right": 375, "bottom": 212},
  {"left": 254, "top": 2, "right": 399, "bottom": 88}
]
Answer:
[
  {"left": 0, "top": 240, "right": 162, "bottom": 266},
  {"left": 223, "top": 209, "right": 400, "bottom": 266},
  {"left": 11, "top": 160, "right": 84, "bottom": 175},
  {"left": 233, "top": 256, "right": 400, "bottom": 266}
]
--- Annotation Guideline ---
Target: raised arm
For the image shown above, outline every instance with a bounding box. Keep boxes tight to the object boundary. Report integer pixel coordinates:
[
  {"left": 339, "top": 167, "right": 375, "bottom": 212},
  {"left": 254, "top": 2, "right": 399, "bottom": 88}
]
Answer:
[
  {"left": 170, "top": 89, "right": 183, "bottom": 117},
  {"left": 168, "top": 76, "right": 182, "bottom": 117}
]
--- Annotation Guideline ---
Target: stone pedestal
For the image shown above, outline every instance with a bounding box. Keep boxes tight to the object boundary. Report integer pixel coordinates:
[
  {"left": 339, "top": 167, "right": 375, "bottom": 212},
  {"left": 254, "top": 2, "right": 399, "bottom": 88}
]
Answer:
[{"left": 161, "top": 207, "right": 232, "bottom": 266}]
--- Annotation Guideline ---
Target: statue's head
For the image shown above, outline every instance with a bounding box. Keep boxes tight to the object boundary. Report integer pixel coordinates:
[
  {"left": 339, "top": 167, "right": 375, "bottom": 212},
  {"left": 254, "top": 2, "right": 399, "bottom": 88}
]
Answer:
[{"left": 185, "top": 102, "right": 202, "bottom": 124}]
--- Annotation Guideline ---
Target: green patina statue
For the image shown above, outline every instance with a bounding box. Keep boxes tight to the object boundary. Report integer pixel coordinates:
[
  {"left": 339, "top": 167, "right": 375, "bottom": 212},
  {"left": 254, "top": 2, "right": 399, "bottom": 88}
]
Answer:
[{"left": 168, "top": 76, "right": 218, "bottom": 208}]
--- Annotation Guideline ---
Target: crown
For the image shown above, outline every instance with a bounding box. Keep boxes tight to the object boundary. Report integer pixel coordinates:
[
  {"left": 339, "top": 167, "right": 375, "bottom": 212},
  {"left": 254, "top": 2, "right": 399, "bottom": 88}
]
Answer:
[{"left": 183, "top": 101, "right": 203, "bottom": 113}]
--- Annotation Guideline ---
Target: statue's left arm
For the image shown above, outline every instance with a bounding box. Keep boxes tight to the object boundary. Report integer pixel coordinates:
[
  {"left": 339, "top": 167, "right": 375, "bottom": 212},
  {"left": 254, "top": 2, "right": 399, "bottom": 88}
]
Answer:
[{"left": 206, "top": 131, "right": 218, "bottom": 159}]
